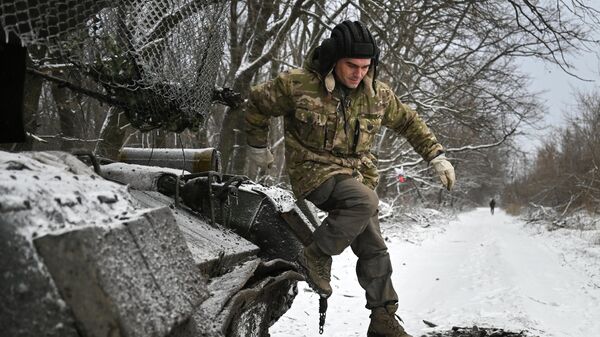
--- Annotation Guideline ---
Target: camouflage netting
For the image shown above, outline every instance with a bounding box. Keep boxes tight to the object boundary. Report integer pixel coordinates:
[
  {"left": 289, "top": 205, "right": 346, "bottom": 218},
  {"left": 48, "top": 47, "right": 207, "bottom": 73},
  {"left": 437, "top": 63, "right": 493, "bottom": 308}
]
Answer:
[{"left": 0, "top": 0, "right": 227, "bottom": 132}]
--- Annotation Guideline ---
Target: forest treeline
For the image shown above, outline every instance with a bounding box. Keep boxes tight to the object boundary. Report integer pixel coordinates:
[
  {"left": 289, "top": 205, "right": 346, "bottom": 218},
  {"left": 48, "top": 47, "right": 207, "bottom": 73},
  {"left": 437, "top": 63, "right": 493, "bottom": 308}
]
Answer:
[
  {"left": 3, "top": 0, "right": 599, "bottom": 209},
  {"left": 505, "top": 91, "right": 600, "bottom": 214}
]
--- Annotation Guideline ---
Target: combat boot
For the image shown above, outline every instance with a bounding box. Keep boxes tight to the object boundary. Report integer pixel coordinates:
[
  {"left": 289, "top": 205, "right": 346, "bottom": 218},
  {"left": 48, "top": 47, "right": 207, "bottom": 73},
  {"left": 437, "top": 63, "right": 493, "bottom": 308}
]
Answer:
[
  {"left": 297, "top": 242, "right": 332, "bottom": 297},
  {"left": 367, "top": 303, "right": 413, "bottom": 337}
]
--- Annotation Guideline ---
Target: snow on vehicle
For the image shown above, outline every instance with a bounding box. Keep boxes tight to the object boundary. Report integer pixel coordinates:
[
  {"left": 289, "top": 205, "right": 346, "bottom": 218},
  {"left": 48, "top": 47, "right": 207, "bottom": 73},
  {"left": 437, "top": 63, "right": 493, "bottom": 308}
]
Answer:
[{"left": 0, "top": 148, "right": 317, "bottom": 337}]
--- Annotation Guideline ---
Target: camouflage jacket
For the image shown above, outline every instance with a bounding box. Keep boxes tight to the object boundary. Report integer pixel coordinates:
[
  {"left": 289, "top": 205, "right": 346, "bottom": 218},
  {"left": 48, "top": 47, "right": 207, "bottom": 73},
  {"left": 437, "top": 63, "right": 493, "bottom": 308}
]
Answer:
[{"left": 245, "top": 52, "right": 444, "bottom": 199}]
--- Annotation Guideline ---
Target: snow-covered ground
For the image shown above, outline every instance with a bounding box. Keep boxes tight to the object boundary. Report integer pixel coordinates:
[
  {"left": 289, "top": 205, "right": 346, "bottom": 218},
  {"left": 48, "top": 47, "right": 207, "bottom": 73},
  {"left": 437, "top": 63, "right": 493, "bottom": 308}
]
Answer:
[{"left": 270, "top": 208, "right": 600, "bottom": 337}]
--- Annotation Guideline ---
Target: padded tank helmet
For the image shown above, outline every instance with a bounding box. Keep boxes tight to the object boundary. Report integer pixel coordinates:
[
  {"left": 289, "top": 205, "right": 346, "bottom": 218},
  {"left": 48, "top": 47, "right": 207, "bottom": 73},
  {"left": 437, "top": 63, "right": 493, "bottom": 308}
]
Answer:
[{"left": 316, "top": 20, "right": 380, "bottom": 79}]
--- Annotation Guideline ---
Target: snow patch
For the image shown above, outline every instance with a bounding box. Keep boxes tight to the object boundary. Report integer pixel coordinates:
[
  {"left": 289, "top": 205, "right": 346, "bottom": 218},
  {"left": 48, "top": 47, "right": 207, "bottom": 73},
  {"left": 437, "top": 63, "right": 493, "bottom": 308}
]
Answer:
[
  {"left": 100, "top": 162, "right": 188, "bottom": 191},
  {"left": 0, "top": 151, "right": 140, "bottom": 240},
  {"left": 245, "top": 182, "right": 297, "bottom": 213},
  {"left": 0, "top": 195, "right": 31, "bottom": 212}
]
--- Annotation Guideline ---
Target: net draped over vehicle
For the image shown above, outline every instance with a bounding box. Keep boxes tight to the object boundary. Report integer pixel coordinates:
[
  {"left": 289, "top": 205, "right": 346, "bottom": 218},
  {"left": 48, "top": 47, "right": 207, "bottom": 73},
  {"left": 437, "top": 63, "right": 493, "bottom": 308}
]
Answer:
[{"left": 0, "top": 0, "right": 227, "bottom": 132}]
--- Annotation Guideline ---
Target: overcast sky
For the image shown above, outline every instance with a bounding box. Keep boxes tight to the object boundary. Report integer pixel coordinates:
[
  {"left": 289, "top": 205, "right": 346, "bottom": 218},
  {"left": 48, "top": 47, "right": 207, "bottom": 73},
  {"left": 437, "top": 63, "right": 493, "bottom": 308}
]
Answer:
[{"left": 517, "top": 39, "right": 600, "bottom": 154}]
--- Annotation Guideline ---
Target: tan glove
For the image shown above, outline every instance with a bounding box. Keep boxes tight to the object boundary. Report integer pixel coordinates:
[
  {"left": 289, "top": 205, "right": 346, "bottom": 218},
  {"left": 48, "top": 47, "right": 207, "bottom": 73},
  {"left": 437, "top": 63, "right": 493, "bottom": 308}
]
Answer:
[
  {"left": 247, "top": 146, "right": 274, "bottom": 170},
  {"left": 430, "top": 154, "right": 455, "bottom": 190}
]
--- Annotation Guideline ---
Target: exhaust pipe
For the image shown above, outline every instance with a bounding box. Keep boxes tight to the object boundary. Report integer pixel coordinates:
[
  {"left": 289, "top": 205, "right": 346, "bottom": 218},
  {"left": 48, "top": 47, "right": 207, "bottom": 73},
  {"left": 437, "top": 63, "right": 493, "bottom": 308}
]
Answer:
[{"left": 118, "top": 147, "right": 220, "bottom": 173}]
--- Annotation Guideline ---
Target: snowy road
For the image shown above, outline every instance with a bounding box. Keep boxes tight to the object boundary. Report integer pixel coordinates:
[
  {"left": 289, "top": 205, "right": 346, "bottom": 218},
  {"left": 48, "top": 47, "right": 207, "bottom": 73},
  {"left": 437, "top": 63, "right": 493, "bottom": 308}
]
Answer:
[{"left": 270, "top": 208, "right": 600, "bottom": 337}]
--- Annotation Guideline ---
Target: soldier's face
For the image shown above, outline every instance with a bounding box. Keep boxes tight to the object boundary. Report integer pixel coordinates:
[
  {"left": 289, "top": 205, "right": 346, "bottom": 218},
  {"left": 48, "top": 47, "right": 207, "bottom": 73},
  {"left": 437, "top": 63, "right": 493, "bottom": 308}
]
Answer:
[{"left": 334, "top": 58, "right": 371, "bottom": 88}]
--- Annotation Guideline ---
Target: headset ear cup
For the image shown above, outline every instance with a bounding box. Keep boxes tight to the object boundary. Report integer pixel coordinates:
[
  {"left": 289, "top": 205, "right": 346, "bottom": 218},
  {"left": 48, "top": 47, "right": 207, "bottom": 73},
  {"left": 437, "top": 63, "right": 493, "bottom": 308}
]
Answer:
[{"left": 318, "top": 38, "right": 337, "bottom": 75}]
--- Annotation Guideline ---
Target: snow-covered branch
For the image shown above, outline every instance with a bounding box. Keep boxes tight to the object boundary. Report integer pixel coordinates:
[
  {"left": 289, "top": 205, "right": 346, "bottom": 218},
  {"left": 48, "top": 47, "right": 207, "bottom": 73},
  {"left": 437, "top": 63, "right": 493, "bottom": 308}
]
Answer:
[{"left": 444, "top": 128, "right": 517, "bottom": 154}]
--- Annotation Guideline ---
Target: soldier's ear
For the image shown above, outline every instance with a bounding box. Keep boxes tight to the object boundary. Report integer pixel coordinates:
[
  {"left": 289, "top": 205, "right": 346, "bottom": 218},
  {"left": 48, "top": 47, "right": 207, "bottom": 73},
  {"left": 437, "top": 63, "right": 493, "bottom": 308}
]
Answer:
[{"left": 318, "top": 38, "right": 337, "bottom": 75}]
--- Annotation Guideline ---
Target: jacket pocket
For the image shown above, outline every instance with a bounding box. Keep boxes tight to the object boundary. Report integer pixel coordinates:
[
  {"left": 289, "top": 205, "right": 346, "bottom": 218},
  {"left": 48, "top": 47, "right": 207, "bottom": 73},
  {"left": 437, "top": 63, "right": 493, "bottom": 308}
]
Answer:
[
  {"left": 293, "top": 103, "right": 328, "bottom": 150},
  {"left": 354, "top": 116, "right": 381, "bottom": 154}
]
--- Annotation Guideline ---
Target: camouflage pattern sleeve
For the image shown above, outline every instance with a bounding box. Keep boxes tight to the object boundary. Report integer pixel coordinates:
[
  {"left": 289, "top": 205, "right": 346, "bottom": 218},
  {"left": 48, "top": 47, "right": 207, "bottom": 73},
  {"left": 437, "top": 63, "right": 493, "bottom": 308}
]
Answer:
[
  {"left": 379, "top": 84, "right": 444, "bottom": 161},
  {"left": 245, "top": 71, "right": 296, "bottom": 148}
]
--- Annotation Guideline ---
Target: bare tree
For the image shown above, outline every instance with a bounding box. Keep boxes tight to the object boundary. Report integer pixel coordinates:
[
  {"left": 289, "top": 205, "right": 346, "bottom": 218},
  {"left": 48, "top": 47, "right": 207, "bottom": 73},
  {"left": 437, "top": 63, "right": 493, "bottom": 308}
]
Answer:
[
  {"left": 212, "top": 0, "right": 599, "bottom": 206},
  {"left": 345, "top": 0, "right": 599, "bottom": 203},
  {"left": 7, "top": 0, "right": 599, "bottom": 209},
  {"left": 505, "top": 90, "right": 600, "bottom": 213},
  {"left": 217, "top": 0, "right": 312, "bottom": 173}
]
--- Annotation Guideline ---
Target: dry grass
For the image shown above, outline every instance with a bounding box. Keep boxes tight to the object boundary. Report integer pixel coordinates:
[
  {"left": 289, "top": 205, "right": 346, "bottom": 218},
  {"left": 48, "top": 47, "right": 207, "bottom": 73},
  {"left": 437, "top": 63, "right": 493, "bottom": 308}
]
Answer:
[{"left": 503, "top": 203, "right": 522, "bottom": 216}]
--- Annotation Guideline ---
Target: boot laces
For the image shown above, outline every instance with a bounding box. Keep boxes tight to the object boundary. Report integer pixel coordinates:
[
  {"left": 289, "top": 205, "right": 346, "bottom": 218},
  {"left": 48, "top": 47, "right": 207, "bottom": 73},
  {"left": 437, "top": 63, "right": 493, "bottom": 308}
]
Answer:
[
  {"left": 383, "top": 312, "right": 404, "bottom": 331},
  {"left": 314, "top": 256, "right": 330, "bottom": 280}
]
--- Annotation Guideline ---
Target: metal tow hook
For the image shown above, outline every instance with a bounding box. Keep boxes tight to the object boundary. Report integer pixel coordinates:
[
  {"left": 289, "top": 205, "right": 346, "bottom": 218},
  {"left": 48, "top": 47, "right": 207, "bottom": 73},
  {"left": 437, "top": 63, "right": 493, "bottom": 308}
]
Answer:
[{"left": 319, "top": 296, "right": 328, "bottom": 334}]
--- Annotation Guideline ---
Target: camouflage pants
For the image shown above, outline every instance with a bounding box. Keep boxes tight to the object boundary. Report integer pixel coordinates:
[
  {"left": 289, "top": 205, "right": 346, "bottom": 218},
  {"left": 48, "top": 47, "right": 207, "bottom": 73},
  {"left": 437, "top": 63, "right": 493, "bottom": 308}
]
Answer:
[{"left": 306, "top": 174, "right": 398, "bottom": 309}]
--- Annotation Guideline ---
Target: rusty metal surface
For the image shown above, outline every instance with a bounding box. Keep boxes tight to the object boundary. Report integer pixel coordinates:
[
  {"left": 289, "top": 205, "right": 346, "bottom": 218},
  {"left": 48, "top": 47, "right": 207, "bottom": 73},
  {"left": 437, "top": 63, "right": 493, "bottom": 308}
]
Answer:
[{"left": 118, "top": 147, "right": 220, "bottom": 173}]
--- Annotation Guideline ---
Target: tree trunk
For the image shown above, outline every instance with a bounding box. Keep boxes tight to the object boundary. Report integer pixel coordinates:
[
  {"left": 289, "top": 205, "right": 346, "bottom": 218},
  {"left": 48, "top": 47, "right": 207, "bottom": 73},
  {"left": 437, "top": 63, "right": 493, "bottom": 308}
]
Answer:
[
  {"left": 8, "top": 47, "right": 47, "bottom": 151},
  {"left": 94, "top": 107, "right": 133, "bottom": 160},
  {"left": 51, "top": 84, "right": 77, "bottom": 151},
  {"left": 219, "top": 104, "right": 247, "bottom": 174},
  {"left": 227, "top": 128, "right": 246, "bottom": 174}
]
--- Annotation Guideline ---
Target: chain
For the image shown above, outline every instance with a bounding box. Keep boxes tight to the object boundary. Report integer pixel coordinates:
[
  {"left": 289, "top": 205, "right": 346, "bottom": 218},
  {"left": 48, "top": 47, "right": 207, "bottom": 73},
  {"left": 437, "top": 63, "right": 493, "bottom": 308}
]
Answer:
[{"left": 319, "top": 297, "right": 328, "bottom": 334}]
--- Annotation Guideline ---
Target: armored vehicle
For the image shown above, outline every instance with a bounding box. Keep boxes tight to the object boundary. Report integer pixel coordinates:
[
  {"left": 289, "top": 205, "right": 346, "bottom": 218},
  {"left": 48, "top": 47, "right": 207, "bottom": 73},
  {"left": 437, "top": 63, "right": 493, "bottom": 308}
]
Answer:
[{"left": 0, "top": 148, "right": 319, "bottom": 337}]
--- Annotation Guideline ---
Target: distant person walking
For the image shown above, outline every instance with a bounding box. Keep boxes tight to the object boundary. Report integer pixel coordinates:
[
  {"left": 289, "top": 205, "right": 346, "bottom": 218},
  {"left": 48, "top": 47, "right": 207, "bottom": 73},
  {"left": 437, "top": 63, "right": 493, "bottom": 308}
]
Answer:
[{"left": 489, "top": 198, "right": 496, "bottom": 215}]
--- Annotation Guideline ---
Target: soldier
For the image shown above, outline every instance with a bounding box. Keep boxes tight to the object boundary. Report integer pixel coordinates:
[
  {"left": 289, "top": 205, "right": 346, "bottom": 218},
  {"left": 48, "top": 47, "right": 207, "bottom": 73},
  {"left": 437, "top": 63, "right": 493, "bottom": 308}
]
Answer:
[{"left": 245, "top": 20, "right": 455, "bottom": 337}]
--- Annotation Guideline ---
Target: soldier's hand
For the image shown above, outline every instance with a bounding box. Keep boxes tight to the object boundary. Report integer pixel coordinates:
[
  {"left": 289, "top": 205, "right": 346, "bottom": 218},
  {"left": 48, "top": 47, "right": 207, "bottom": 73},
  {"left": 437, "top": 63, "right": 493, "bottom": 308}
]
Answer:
[
  {"left": 430, "top": 154, "right": 455, "bottom": 190},
  {"left": 247, "top": 146, "right": 274, "bottom": 170}
]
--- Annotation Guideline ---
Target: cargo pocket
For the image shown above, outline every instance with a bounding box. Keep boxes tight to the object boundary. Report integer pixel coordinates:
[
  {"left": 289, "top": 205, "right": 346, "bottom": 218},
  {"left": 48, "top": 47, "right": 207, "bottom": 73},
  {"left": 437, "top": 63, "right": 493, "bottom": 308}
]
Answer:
[
  {"left": 293, "top": 104, "right": 328, "bottom": 150},
  {"left": 360, "top": 155, "right": 379, "bottom": 189},
  {"left": 354, "top": 116, "right": 381, "bottom": 154}
]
